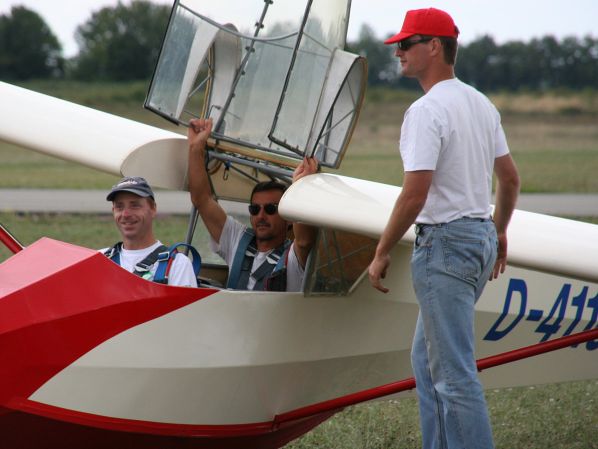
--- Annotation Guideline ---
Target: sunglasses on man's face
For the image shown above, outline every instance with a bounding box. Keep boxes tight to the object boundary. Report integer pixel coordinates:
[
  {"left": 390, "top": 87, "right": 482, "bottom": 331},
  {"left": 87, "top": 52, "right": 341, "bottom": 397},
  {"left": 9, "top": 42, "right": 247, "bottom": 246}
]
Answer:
[
  {"left": 396, "top": 36, "right": 434, "bottom": 52},
  {"left": 248, "top": 203, "right": 279, "bottom": 216}
]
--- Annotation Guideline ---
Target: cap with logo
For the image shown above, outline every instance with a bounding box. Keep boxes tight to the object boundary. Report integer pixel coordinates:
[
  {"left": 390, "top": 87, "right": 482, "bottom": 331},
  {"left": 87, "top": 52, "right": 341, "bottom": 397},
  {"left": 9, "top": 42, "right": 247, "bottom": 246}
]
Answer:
[
  {"left": 106, "top": 176, "right": 155, "bottom": 201},
  {"left": 384, "top": 8, "right": 459, "bottom": 45}
]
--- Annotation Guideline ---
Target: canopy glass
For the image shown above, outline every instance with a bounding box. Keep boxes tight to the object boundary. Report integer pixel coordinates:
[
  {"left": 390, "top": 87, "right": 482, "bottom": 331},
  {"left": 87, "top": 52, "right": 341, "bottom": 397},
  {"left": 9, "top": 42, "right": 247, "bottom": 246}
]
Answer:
[{"left": 145, "top": 0, "right": 366, "bottom": 170}]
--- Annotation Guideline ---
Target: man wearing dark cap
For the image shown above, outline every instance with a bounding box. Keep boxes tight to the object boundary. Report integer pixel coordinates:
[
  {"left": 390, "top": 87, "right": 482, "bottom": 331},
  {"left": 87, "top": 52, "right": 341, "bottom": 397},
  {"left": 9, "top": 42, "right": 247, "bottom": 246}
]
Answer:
[
  {"left": 102, "top": 177, "right": 197, "bottom": 287},
  {"left": 368, "top": 8, "right": 520, "bottom": 449}
]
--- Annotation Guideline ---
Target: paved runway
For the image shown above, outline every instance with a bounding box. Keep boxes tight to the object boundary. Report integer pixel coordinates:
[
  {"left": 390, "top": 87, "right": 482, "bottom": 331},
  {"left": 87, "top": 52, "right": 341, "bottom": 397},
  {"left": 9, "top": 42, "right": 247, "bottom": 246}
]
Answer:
[
  {"left": 0, "top": 189, "right": 245, "bottom": 216},
  {"left": 1, "top": 189, "right": 597, "bottom": 217}
]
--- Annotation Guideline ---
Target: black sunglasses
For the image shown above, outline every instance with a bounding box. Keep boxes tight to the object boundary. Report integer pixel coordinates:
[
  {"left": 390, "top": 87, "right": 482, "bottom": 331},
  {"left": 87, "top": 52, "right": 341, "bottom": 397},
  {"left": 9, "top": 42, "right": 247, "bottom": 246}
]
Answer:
[
  {"left": 397, "top": 36, "right": 434, "bottom": 51},
  {"left": 248, "top": 203, "right": 279, "bottom": 216}
]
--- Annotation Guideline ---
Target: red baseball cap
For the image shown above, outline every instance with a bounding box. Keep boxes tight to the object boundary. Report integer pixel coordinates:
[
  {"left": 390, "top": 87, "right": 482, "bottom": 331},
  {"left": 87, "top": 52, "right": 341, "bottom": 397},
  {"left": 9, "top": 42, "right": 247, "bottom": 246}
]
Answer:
[{"left": 384, "top": 8, "right": 459, "bottom": 45}]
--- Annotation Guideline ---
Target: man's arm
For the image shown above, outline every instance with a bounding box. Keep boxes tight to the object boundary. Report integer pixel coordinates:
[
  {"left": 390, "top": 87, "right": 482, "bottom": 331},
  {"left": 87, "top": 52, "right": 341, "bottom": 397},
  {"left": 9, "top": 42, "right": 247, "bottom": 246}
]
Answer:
[
  {"left": 368, "top": 170, "right": 433, "bottom": 293},
  {"left": 188, "top": 118, "right": 227, "bottom": 244},
  {"left": 491, "top": 153, "right": 520, "bottom": 279},
  {"left": 290, "top": 157, "right": 319, "bottom": 268}
]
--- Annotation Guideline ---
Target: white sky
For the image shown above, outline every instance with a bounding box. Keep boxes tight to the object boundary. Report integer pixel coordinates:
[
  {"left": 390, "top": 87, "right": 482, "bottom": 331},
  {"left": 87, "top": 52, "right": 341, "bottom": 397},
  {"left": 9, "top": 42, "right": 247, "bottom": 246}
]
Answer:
[{"left": 1, "top": 0, "right": 597, "bottom": 57}]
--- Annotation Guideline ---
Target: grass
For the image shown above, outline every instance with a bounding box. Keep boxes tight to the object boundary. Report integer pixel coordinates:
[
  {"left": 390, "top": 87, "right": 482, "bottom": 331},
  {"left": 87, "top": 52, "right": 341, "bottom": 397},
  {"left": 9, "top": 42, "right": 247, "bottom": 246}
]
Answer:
[
  {"left": 0, "top": 80, "right": 182, "bottom": 189},
  {"left": 511, "top": 149, "right": 598, "bottom": 192},
  {"left": 0, "top": 142, "right": 120, "bottom": 188},
  {"left": 0, "top": 212, "right": 190, "bottom": 261},
  {"left": 334, "top": 87, "right": 598, "bottom": 189},
  {"left": 288, "top": 380, "right": 598, "bottom": 449},
  {"left": 490, "top": 89, "right": 598, "bottom": 117},
  {"left": 0, "top": 211, "right": 223, "bottom": 264}
]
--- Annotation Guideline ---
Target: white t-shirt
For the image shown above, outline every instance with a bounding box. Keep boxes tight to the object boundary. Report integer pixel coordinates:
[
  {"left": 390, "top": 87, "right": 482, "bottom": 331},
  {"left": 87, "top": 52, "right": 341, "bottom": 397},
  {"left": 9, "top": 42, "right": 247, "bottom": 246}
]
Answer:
[
  {"left": 100, "top": 241, "right": 198, "bottom": 287},
  {"left": 210, "top": 216, "right": 304, "bottom": 291},
  {"left": 400, "top": 78, "right": 510, "bottom": 224}
]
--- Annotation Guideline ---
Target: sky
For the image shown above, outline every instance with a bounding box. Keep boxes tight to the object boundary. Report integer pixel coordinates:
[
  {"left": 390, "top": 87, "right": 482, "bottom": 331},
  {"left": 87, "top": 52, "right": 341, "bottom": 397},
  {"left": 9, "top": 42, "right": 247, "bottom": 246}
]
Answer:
[{"left": 1, "top": 0, "right": 597, "bottom": 57}]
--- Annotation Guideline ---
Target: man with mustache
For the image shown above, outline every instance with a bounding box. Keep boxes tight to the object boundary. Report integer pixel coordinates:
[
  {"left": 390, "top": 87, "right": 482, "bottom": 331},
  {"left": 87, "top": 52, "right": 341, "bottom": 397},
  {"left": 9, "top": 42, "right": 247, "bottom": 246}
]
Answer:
[{"left": 187, "top": 118, "right": 318, "bottom": 291}]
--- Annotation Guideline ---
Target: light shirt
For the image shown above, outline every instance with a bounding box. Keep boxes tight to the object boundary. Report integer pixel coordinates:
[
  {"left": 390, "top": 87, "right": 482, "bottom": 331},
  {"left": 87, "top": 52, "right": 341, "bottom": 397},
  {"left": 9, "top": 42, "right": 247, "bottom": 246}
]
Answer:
[
  {"left": 210, "top": 216, "right": 304, "bottom": 291},
  {"left": 100, "top": 241, "right": 198, "bottom": 287},
  {"left": 400, "top": 78, "right": 510, "bottom": 224}
]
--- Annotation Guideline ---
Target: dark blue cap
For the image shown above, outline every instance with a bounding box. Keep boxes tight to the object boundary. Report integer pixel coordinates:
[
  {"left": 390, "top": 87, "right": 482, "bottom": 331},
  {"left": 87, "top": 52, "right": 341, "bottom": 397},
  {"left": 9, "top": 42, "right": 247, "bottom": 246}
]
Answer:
[{"left": 106, "top": 176, "right": 155, "bottom": 201}]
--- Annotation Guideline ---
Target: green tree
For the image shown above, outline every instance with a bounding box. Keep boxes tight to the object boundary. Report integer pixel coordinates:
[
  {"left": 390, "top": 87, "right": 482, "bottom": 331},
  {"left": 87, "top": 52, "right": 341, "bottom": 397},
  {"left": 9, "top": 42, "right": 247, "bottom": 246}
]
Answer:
[
  {"left": 529, "top": 35, "right": 563, "bottom": 89},
  {"left": 347, "top": 24, "right": 398, "bottom": 86},
  {"left": 72, "top": 0, "right": 169, "bottom": 81},
  {"left": 558, "top": 35, "right": 598, "bottom": 89},
  {"left": 457, "top": 34, "right": 598, "bottom": 92},
  {"left": 0, "top": 6, "right": 63, "bottom": 80},
  {"left": 499, "top": 40, "right": 534, "bottom": 90},
  {"left": 455, "top": 35, "right": 500, "bottom": 91}
]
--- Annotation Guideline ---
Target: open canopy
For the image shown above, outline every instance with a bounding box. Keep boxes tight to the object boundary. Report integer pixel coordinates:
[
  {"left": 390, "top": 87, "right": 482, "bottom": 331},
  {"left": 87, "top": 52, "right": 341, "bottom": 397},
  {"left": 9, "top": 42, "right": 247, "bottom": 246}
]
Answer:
[{"left": 145, "top": 0, "right": 367, "bottom": 172}]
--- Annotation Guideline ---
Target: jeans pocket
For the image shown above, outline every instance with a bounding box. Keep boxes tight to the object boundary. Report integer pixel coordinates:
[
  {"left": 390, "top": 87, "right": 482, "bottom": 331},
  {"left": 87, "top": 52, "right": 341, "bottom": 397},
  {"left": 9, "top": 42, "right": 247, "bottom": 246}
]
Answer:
[
  {"left": 441, "top": 236, "right": 484, "bottom": 282},
  {"left": 414, "top": 227, "right": 433, "bottom": 249}
]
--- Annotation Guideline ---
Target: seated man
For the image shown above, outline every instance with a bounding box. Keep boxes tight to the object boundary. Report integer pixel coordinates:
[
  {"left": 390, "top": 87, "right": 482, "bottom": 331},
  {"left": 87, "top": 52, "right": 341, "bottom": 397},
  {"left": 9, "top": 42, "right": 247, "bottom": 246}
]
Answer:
[
  {"left": 101, "top": 176, "right": 198, "bottom": 287},
  {"left": 187, "top": 118, "right": 317, "bottom": 291}
]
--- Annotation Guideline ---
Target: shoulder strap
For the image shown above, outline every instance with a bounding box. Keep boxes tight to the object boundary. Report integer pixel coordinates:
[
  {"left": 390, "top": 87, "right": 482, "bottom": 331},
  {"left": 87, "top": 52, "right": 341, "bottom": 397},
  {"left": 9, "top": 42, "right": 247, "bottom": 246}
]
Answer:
[
  {"left": 262, "top": 240, "right": 292, "bottom": 292},
  {"left": 154, "top": 242, "right": 202, "bottom": 284},
  {"left": 132, "top": 245, "right": 169, "bottom": 281},
  {"left": 226, "top": 229, "right": 256, "bottom": 289},
  {"left": 273, "top": 240, "right": 292, "bottom": 273},
  {"left": 251, "top": 240, "right": 291, "bottom": 291},
  {"left": 104, "top": 242, "right": 123, "bottom": 265},
  {"left": 104, "top": 242, "right": 195, "bottom": 284}
]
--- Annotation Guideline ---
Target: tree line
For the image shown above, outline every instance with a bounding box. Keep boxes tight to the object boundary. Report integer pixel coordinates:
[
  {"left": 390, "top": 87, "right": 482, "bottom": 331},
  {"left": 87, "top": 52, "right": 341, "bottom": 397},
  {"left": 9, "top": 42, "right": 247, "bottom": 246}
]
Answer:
[{"left": 1, "top": 2, "right": 597, "bottom": 91}]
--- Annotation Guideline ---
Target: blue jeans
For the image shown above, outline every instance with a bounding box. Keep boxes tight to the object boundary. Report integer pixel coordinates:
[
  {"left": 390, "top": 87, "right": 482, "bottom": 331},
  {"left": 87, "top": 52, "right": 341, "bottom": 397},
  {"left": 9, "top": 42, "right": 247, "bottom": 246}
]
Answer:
[{"left": 410, "top": 218, "right": 498, "bottom": 449}]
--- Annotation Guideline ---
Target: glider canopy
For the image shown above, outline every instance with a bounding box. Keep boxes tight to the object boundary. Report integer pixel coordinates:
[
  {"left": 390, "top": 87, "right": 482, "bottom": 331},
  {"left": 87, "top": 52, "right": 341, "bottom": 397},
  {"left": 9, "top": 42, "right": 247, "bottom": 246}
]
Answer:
[{"left": 145, "top": 0, "right": 367, "bottom": 173}]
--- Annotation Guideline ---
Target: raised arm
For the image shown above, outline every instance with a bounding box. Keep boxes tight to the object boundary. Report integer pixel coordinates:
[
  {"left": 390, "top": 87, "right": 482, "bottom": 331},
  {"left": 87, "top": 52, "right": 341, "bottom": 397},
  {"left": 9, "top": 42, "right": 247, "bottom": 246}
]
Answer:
[
  {"left": 187, "top": 118, "right": 227, "bottom": 243},
  {"left": 291, "top": 157, "right": 319, "bottom": 268},
  {"left": 491, "top": 153, "right": 520, "bottom": 279}
]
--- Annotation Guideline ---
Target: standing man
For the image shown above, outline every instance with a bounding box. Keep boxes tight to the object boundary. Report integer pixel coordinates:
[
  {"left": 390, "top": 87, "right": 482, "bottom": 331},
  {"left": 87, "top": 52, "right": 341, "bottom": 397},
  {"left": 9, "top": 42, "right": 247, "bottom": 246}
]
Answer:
[
  {"left": 102, "top": 176, "right": 198, "bottom": 287},
  {"left": 368, "top": 8, "right": 520, "bottom": 449},
  {"left": 187, "top": 118, "right": 318, "bottom": 291}
]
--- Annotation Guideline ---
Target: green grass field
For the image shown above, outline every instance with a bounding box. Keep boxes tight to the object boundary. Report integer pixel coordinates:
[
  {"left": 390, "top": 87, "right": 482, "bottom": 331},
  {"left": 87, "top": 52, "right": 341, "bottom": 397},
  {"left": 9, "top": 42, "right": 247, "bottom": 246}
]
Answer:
[
  {"left": 288, "top": 380, "right": 598, "bottom": 449},
  {"left": 1, "top": 81, "right": 597, "bottom": 448}
]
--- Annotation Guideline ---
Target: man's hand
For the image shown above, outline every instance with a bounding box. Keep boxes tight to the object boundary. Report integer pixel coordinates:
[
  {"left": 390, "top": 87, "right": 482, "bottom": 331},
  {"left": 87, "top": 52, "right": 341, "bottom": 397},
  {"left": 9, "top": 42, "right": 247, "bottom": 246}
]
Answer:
[
  {"left": 293, "top": 157, "right": 318, "bottom": 183},
  {"left": 188, "top": 118, "right": 213, "bottom": 154},
  {"left": 366, "top": 171, "right": 432, "bottom": 294},
  {"left": 368, "top": 253, "right": 391, "bottom": 293},
  {"left": 491, "top": 232, "right": 508, "bottom": 280}
]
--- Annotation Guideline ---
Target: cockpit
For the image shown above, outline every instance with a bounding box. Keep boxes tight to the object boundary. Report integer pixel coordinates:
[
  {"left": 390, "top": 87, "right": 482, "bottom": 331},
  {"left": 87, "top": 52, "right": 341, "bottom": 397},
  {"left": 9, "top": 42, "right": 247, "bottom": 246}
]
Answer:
[{"left": 143, "top": 0, "right": 374, "bottom": 294}]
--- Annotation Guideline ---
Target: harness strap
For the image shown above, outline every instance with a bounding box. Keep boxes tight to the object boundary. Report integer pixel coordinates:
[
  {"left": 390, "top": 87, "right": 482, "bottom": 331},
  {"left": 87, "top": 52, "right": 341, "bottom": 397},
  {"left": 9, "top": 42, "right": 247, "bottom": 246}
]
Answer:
[
  {"left": 236, "top": 240, "right": 258, "bottom": 291},
  {"left": 136, "top": 248, "right": 168, "bottom": 271},
  {"left": 264, "top": 243, "right": 292, "bottom": 292},
  {"left": 226, "top": 228, "right": 292, "bottom": 290},
  {"left": 103, "top": 242, "right": 122, "bottom": 265},
  {"left": 103, "top": 242, "right": 175, "bottom": 283},
  {"left": 156, "top": 243, "right": 202, "bottom": 284},
  {"left": 150, "top": 248, "right": 173, "bottom": 284},
  {"left": 250, "top": 247, "right": 285, "bottom": 291},
  {"left": 226, "top": 230, "right": 255, "bottom": 289}
]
